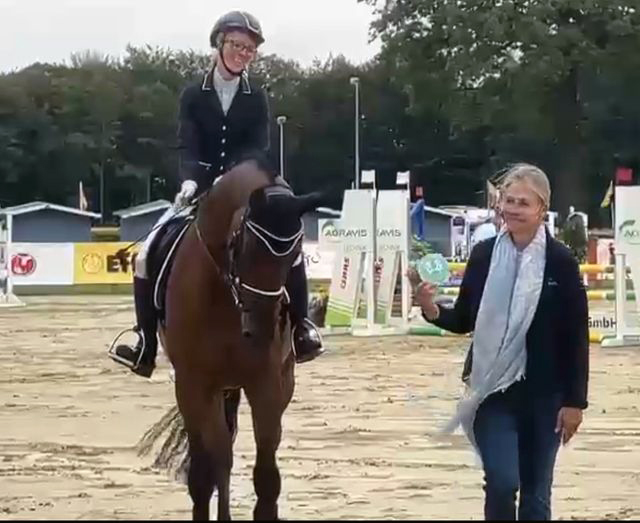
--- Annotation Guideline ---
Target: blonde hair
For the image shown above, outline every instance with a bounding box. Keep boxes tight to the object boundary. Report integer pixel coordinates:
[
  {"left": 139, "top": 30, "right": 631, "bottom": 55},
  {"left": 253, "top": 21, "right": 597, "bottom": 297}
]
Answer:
[{"left": 499, "top": 163, "right": 551, "bottom": 210}]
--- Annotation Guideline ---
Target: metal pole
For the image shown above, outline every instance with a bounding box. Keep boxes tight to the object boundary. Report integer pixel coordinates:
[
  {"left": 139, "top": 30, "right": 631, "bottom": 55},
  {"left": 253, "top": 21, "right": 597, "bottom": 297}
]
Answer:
[
  {"left": 0, "top": 214, "right": 8, "bottom": 300},
  {"left": 5, "top": 214, "right": 12, "bottom": 299},
  {"left": 100, "top": 163, "right": 105, "bottom": 224},
  {"left": 100, "top": 122, "right": 106, "bottom": 224},
  {"left": 355, "top": 82, "right": 360, "bottom": 190},
  {"left": 350, "top": 77, "right": 360, "bottom": 190},
  {"left": 276, "top": 115, "right": 287, "bottom": 179}
]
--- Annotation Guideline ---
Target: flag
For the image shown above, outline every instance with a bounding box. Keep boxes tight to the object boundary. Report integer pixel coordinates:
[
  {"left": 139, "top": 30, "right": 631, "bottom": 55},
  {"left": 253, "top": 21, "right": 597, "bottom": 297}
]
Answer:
[
  {"left": 79, "top": 181, "right": 88, "bottom": 211},
  {"left": 396, "top": 171, "right": 410, "bottom": 187},
  {"left": 361, "top": 169, "right": 375, "bottom": 185},
  {"left": 616, "top": 166, "right": 633, "bottom": 184},
  {"left": 600, "top": 181, "right": 613, "bottom": 208}
]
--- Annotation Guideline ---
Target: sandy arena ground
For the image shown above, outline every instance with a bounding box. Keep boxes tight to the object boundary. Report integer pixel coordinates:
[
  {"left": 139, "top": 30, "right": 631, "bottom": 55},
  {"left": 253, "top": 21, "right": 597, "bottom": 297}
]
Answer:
[{"left": 1, "top": 295, "right": 640, "bottom": 520}]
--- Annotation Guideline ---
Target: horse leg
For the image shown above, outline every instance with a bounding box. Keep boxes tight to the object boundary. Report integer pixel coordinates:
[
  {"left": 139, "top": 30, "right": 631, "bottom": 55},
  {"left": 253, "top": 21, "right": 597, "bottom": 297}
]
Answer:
[
  {"left": 213, "top": 392, "right": 233, "bottom": 522},
  {"left": 224, "top": 389, "right": 241, "bottom": 445},
  {"left": 245, "top": 360, "right": 295, "bottom": 521},
  {"left": 177, "top": 383, "right": 233, "bottom": 521},
  {"left": 187, "top": 430, "right": 215, "bottom": 521}
]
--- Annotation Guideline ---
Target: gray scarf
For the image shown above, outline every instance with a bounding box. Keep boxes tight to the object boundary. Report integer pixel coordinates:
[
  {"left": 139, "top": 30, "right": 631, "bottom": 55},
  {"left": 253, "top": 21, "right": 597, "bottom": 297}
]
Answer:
[{"left": 442, "top": 224, "right": 547, "bottom": 455}]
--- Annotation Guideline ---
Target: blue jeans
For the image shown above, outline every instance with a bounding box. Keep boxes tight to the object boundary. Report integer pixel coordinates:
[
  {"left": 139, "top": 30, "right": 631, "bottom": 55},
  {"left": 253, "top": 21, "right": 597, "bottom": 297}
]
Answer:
[{"left": 473, "top": 383, "right": 562, "bottom": 520}]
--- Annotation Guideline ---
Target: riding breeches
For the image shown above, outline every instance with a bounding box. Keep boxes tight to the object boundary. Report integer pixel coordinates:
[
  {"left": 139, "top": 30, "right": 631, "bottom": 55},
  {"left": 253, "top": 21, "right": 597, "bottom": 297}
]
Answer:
[{"left": 134, "top": 206, "right": 192, "bottom": 279}]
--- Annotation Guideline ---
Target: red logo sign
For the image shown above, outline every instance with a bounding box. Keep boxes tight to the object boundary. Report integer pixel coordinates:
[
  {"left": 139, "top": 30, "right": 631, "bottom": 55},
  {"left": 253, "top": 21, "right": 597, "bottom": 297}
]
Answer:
[{"left": 11, "top": 253, "right": 37, "bottom": 276}]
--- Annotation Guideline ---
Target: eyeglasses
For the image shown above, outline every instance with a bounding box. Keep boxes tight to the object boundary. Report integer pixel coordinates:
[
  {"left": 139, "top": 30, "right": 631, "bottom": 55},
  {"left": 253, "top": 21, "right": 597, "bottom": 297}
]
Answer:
[{"left": 224, "top": 39, "right": 257, "bottom": 56}]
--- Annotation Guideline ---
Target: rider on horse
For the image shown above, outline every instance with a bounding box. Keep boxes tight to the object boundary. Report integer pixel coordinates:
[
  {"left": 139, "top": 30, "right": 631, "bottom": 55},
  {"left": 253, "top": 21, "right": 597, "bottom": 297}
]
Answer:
[{"left": 111, "top": 11, "right": 325, "bottom": 378}]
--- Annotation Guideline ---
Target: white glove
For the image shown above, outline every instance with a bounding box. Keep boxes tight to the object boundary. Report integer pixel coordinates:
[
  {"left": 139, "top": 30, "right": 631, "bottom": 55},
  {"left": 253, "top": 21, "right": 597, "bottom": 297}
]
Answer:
[{"left": 174, "top": 180, "right": 198, "bottom": 207}]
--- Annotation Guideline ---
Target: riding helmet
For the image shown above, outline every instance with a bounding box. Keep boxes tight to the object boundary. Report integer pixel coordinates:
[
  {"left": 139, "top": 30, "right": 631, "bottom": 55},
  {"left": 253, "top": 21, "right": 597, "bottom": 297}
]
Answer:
[{"left": 210, "top": 11, "right": 265, "bottom": 48}]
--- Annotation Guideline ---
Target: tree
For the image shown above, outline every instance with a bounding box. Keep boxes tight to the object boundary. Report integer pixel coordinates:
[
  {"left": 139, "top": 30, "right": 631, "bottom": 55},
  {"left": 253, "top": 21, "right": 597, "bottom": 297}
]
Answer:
[{"left": 360, "top": 0, "right": 640, "bottom": 217}]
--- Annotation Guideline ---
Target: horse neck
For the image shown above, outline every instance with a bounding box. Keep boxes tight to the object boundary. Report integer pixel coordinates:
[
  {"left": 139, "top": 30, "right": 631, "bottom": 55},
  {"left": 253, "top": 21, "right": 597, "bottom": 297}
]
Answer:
[{"left": 199, "top": 166, "right": 275, "bottom": 247}]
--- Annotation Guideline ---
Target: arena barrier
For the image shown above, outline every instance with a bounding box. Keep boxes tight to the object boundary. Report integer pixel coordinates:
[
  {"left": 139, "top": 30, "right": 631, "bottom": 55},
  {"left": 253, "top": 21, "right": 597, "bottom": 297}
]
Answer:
[
  {"left": 438, "top": 286, "right": 636, "bottom": 302},
  {"left": 448, "top": 262, "right": 629, "bottom": 275},
  {"left": 0, "top": 212, "right": 23, "bottom": 307},
  {"left": 408, "top": 324, "right": 606, "bottom": 344}
]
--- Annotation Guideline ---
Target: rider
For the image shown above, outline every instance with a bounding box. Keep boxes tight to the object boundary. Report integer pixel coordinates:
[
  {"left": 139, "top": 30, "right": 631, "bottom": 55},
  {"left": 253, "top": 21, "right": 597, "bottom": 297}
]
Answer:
[{"left": 110, "top": 10, "right": 325, "bottom": 378}]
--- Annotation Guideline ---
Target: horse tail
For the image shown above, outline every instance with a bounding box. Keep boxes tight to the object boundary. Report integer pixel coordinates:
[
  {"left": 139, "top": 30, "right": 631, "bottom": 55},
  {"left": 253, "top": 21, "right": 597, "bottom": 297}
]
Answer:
[{"left": 135, "top": 404, "right": 190, "bottom": 484}]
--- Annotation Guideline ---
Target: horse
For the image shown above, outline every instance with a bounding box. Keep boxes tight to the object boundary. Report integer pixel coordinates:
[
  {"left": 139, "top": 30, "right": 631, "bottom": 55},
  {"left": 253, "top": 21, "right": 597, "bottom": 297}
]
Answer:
[{"left": 147, "top": 155, "right": 323, "bottom": 520}]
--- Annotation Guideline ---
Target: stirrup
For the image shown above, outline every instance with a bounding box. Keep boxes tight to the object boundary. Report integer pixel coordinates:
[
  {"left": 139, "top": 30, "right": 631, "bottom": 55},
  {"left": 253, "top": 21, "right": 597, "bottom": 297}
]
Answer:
[{"left": 108, "top": 327, "right": 146, "bottom": 369}]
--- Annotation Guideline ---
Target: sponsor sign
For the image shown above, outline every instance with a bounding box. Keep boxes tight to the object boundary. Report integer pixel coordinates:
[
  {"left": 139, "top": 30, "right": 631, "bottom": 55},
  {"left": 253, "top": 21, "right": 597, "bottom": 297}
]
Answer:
[
  {"left": 325, "top": 190, "right": 376, "bottom": 326},
  {"left": 615, "top": 187, "right": 640, "bottom": 314},
  {"left": 11, "top": 243, "right": 74, "bottom": 285},
  {"left": 302, "top": 242, "right": 334, "bottom": 281},
  {"left": 74, "top": 242, "right": 140, "bottom": 284}
]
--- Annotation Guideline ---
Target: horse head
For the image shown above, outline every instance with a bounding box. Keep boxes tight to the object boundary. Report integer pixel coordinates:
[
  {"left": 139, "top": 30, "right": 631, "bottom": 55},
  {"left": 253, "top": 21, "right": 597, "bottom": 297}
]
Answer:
[{"left": 228, "top": 183, "right": 323, "bottom": 341}]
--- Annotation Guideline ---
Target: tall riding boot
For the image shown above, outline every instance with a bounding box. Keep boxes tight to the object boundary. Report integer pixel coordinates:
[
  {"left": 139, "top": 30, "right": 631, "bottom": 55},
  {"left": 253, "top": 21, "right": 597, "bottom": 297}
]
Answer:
[
  {"left": 111, "top": 276, "right": 158, "bottom": 378},
  {"left": 286, "top": 260, "right": 325, "bottom": 363}
]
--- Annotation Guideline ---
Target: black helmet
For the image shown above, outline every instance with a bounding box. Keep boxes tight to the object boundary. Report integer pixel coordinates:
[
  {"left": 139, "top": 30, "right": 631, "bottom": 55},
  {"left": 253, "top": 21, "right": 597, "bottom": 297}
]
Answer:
[{"left": 210, "top": 11, "right": 264, "bottom": 48}]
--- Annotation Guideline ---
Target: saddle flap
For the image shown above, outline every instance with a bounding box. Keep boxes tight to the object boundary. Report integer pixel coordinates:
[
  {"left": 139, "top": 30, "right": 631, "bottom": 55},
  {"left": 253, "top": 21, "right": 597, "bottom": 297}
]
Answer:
[{"left": 148, "top": 217, "right": 193, "bottom": 318}]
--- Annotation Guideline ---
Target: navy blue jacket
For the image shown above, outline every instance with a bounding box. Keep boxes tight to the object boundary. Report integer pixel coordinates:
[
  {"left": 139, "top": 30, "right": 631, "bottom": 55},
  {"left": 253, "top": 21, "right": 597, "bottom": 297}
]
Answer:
[
  {"left": 429, "top": 230, "right": 590, "bottom": 409},
  {"left": 176, "top": 68, "right": 270, "bottom": 192}
]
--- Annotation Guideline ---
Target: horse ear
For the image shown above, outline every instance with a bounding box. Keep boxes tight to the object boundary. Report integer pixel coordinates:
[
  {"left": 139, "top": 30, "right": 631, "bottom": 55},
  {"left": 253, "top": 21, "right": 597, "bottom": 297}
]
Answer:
[{"left": 295, "top": 191, "right": 325, "bottom": 216}]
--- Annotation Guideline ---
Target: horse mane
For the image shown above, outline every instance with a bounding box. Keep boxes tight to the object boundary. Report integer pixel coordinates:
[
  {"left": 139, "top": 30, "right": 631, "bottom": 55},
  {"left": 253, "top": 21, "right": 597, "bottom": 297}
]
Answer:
[
  {"left": 196, "top": 151, "right": 285, "bottom": 248},
  {"left": 229, "top": 150, "right": 279, "bottom": 182}
]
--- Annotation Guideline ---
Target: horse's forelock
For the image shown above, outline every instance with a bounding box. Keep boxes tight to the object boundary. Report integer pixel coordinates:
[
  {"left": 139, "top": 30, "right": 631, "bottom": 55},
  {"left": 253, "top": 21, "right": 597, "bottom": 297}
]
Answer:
[
  {"left": 199, "top": 159, "right": 287, "bottom": 249},
  {"left": 248, "top": 186, "right": 302, "bottom": 239}
]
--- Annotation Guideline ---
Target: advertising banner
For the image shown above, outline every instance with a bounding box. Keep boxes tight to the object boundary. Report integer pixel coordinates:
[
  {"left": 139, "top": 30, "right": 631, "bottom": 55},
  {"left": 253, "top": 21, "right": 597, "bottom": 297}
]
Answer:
[
  {"left": 375, "top": 190, "right": 410, "bottom": 323},
  {"left": 615, "top": 187, "right": 640, "bottom": 314},
  {"left": 74, "top": 242, "right": 140, "bottom": 284},
  {"left": 302, "top": 242, "right": 334, "bottom": 281},
  {"left": 325, "top": 190, "right": 376, "bottom": 327},
  {"left": 11, "top": 243, "right": 74, "bottom": 285}
]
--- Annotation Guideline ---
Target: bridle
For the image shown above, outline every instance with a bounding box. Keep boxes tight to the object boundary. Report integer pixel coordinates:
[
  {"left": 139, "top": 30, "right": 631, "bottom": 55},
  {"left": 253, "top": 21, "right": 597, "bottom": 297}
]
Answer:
[{"left": 195, "top": 205, "right": 304, "bottom": 310}]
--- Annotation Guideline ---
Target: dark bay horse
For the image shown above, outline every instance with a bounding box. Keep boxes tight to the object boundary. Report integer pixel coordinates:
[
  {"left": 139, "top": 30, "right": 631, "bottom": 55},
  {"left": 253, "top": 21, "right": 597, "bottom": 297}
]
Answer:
[{"left": 155, "top": 156, "right": 322, "bottom": 520}]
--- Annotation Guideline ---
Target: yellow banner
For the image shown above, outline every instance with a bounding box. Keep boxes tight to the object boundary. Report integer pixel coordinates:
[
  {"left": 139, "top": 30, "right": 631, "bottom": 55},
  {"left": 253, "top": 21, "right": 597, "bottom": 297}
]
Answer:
[{"left": 74, "top": 242, "right": 140, "bottom": 284}]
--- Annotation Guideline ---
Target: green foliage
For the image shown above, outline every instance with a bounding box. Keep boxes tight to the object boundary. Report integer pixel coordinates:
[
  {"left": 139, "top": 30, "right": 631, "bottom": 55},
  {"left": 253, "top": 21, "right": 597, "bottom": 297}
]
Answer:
[
  {"left": 410, "top": 236, "right": 434, "bottom": 262},
  {"left": 360, "top": 0, "right": 640, "bottom": 215},
  {"left": 2, "top": 7, "right": 640, "bottom": 228}
]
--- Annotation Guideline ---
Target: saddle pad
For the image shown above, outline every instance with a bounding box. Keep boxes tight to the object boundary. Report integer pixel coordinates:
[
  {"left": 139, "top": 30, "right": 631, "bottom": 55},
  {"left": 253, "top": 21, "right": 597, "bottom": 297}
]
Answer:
[{"left": 149, "top": 217, "right": 193, "bottom": 320}]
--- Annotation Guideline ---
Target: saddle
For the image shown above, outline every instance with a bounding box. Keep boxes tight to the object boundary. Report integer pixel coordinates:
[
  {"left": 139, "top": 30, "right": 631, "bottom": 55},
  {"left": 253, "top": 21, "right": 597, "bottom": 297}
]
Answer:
[{"left": 146, "top": 212, "right": 194, "bottom": 324}]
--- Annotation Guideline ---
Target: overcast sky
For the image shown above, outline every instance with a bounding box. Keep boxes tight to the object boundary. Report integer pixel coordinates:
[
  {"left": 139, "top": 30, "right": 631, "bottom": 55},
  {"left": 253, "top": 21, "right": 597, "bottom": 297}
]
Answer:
[{"left": 0, "top": 0, "right": 382, "bottom": 72}]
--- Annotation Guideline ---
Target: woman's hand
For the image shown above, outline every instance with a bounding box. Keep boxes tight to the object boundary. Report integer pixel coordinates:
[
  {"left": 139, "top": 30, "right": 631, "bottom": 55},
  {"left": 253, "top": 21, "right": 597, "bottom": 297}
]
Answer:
[
  {"left": 407, "top": 267, "right": 440, "bottom": 321},
  {"left": 555, "top": 407, "right": 583, "bottom": 445}
]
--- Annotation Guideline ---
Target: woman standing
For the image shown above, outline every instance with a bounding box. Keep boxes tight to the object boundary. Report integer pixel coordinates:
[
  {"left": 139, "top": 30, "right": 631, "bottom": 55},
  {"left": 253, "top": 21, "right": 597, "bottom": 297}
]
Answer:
[{"left": 411, "top": 163, "right": 589, "bottom": 520}]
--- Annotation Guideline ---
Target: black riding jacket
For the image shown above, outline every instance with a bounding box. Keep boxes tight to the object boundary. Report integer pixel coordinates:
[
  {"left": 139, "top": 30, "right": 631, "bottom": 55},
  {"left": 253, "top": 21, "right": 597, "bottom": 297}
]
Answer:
[{"left": 176, "top": 67, "right": 271, "bottom": 194}]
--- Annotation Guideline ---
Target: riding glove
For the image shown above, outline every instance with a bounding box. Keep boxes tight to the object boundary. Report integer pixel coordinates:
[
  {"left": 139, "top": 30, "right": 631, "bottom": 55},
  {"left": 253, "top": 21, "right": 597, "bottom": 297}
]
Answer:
[{"left": 175, "top": 180, "right": 198, "bottom": 207}]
